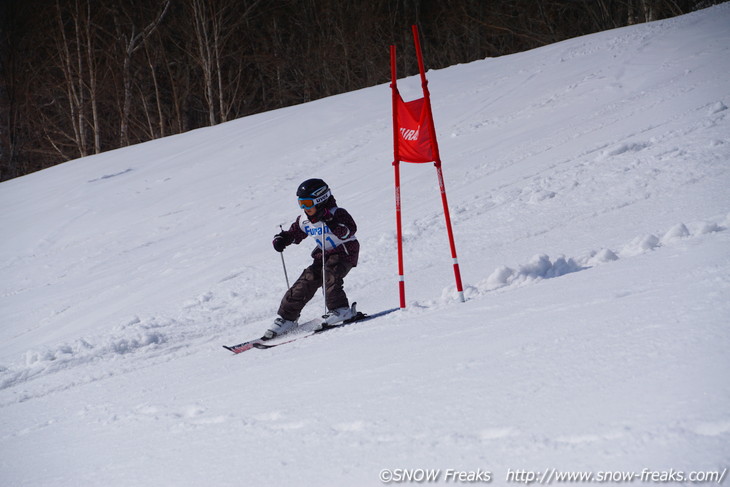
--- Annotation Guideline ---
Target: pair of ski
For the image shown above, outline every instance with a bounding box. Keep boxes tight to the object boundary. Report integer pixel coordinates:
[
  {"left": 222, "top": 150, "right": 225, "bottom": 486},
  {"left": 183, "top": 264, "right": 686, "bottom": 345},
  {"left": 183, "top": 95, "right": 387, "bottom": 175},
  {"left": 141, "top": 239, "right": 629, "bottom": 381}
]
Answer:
[{"left": 223, "top": 305, "right": 399, "bottom": 354}]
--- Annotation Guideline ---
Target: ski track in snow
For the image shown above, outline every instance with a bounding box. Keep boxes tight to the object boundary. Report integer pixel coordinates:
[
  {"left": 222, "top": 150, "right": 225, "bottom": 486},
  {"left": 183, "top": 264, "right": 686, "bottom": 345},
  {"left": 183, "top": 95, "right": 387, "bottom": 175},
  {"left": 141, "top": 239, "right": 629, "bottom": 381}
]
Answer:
[{"left": 1, "top": 215, "right": 726, "bottom": 405}]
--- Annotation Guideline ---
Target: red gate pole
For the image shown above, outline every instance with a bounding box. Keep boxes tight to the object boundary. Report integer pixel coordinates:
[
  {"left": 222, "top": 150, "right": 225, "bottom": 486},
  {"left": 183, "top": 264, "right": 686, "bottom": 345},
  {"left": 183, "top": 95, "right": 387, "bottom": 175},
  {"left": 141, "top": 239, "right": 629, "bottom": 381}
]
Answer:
[
  {"left": 412, "top": 25, "right": 465, "bottom": 303},
  {"left": 434, "top": 162, "right": 465, "bottom": 302},
  {"left": 391, "top": 45, "right": 406, "bottom": 308}
]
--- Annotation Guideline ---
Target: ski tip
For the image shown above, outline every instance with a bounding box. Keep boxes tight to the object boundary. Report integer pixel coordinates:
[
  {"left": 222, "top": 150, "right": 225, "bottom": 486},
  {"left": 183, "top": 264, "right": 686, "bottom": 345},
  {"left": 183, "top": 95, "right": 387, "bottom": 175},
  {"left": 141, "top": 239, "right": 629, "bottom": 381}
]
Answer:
[{"left": 223, "top": 339, "right": 264, "bottom": 354}]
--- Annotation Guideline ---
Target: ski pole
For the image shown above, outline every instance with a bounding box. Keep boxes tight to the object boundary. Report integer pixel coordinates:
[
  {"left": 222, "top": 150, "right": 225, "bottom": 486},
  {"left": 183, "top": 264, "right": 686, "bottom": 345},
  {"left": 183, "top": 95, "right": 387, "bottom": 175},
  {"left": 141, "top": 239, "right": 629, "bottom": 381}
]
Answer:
[
  {"left": 321, "top": 220, "right": 327, "bottom": 316},
  {"left": 279, "top": 225, "right": 290, "bottom": 289}
]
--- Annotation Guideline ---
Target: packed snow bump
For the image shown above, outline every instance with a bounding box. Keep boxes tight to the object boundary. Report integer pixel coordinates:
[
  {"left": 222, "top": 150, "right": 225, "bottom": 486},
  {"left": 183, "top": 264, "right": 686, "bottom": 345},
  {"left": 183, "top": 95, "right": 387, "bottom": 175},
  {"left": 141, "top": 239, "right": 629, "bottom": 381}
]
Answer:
[{"left": 478, "top": 217, "right": 726, "bottom": 294}]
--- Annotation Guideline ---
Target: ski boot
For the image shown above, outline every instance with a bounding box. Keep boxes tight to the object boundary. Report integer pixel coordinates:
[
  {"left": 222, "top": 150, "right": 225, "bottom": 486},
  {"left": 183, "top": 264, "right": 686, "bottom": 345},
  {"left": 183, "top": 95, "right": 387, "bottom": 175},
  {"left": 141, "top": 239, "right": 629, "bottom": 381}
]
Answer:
[
  {"left": 264, "top": 317, "right": 298, "bottom": 340},
  {"left": 315, "top": 303, "right": 357, "bottom": 331}
]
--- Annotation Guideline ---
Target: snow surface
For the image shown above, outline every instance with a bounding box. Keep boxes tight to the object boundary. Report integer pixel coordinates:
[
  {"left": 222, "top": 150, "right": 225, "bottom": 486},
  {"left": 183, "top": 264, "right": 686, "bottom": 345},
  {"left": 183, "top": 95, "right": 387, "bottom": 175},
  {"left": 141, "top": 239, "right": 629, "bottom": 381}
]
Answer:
[{"left": 2, "top": 6, "right": 730, "bottom": 486}]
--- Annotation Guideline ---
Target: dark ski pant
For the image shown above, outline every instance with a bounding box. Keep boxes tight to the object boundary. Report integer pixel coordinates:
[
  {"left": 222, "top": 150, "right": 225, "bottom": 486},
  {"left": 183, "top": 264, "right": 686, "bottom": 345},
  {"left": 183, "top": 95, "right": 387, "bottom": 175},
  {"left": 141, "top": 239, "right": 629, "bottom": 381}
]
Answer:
[{"left": 278, "top": 253, "right": 353, "bottom": 322}]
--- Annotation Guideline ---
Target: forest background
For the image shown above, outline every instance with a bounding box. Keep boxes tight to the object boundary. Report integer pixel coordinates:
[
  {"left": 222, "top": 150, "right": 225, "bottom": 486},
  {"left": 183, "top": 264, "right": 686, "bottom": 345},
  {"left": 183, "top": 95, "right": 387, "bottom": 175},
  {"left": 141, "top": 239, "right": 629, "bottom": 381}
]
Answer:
[{"left": 0, "top": 0, "right": 722, "bottom": 181}]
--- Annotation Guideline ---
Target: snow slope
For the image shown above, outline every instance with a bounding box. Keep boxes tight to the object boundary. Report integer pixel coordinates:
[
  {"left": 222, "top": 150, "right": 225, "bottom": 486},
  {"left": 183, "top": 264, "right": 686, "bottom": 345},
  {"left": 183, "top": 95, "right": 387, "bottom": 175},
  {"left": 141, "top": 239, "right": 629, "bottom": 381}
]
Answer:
[{"left": 1, "top": 5, "right": 729, "bottom": 486}]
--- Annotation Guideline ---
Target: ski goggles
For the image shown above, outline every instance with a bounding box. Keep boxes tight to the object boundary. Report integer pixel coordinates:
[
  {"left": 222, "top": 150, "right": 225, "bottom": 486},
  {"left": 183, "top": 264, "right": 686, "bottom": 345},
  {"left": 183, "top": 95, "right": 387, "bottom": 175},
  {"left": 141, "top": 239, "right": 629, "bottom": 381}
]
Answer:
[{"left": 298, "top": 190, "right": 331, "bottom": 209}]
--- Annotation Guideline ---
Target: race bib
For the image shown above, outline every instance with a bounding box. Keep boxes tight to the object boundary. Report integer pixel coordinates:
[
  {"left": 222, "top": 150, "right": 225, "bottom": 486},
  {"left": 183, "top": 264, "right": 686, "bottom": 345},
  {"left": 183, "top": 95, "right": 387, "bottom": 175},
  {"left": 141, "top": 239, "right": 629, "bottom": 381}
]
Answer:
[{"left": 299, "top": 210, "right": 355, "bottom": 251}]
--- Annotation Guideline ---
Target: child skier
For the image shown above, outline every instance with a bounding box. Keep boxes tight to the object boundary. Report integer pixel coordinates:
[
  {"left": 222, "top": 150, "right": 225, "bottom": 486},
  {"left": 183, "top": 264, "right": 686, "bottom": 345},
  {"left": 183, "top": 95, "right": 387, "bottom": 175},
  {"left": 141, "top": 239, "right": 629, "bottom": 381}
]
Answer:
[{"left": 265, "top": 178, "right": 359, "bottom": 339}]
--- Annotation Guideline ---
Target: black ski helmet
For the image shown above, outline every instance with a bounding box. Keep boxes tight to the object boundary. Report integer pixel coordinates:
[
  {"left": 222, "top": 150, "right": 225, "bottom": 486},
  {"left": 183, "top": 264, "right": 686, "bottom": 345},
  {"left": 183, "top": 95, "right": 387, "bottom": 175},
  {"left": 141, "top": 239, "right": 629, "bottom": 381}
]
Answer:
[{"left": 296, "top": 178, "right": 330, "bottom": 206}]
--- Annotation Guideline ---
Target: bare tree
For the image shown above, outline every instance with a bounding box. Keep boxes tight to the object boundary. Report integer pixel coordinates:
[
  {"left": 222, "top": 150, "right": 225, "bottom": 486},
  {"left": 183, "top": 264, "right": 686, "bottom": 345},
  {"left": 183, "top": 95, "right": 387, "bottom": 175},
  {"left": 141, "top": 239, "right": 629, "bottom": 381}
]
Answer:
[
  {"left": 188, "top": 0, "right": 263, "bottom": 125},
  {"left": 2, "top": 0, "right": 705, "bottom": 181},
  {"left": 52, "top": 0, "right": 92, "bottom": 157},
  {"left": 111, "top": 0, "right": 170, "bottom": 147}
]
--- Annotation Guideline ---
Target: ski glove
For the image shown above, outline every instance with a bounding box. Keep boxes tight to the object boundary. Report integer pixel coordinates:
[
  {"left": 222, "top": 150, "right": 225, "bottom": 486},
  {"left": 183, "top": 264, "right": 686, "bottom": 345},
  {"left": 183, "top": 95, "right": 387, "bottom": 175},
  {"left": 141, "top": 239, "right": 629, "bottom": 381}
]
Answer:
[{"left": 272, "top": 233, "right": 288, "bottom": 252}]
